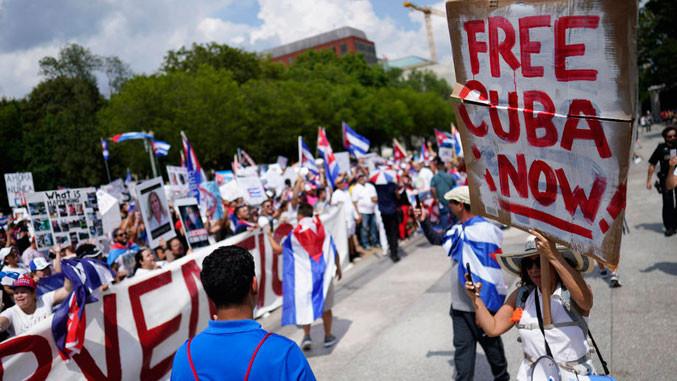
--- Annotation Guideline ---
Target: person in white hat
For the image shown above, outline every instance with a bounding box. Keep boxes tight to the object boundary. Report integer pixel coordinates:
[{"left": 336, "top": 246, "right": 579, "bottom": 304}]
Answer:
[{"left": 466, "top": 230, "right": 597, "bottom": 380}]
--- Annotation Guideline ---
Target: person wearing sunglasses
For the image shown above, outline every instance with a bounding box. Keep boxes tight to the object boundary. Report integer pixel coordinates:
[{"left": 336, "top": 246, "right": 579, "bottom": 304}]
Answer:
[
  {"left": 647, "top": 126, "right": 677, "bottom": 236},
  {"left": 107, "top": 227, "right": 140, "bottom": 267},
  {"left": 468, "top": 231, "right": 597, "bottom": 380}
]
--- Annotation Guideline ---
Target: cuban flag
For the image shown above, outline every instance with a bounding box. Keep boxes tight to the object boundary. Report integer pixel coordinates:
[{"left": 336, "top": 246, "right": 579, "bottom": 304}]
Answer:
[
  {"left": 317, "top": 127, "right": 340, "bottom": 189},
  {"left": 151, "top": 139, "right": 170, "bottom": 157},
  {"left": 298, "top": 137, "right": 319, "bottom": 175},
  {"left": 393, "top": 138, "right": 407, "bottom": 161},
  {"left": 342, "top": 122, "right": 370, "bottom": 158},
  {"left": 51, "top": 258, "right": 114, "bottom": 359},
  {"left": 100, "top": 138, "right": 109, "bottom": 161},
  {"left": 443, "top": 216, "right": 507, "bottom": 312},
  {"left": 110, "top": 132, "right": 153, "bottom": 143},
  {"left": 434, "top": 129, "right": 454, "bottom": 148},
  {"left": 281, "top": 217, "right": 337, "bottom": 326},
  {"left": 419, "top": 142, "right": 432, "bottom": 162},
  {"left": 181, "top": 131, "right": 204, "bottom": 202},
  {"left": 451, "top": 125, "right": 464, "bottom": 157}
]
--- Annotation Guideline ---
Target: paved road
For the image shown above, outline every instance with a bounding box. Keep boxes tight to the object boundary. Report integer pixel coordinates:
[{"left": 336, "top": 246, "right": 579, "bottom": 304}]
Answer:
[{"left": 260, "top": 126, "right": 677, "bottom": 380}]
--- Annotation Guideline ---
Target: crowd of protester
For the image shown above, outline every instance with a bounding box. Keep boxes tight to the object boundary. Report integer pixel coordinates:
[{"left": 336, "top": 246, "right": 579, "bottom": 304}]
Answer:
[{"left": 0, "top": 147, "right": 468, "bottom": 341}]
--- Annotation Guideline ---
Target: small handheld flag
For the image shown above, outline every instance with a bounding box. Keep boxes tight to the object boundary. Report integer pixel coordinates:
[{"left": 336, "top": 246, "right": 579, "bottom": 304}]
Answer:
[
  {"left": 342, "top": 122, "right": 370, "bottom": 158},
  {"left": 151, "top": 140, "right": 170, "bottom": 157},
  {"left": 317, "top": 128, "right": 340, "bottom": 189}
]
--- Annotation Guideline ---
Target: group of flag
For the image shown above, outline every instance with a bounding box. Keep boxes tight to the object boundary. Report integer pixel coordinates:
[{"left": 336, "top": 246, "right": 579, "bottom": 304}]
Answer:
[{"left": 102, "top": 132, "right": 171, "bottom": 161}]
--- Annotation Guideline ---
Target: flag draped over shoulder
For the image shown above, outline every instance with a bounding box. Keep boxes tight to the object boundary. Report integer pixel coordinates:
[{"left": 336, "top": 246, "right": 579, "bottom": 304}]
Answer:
[
  {"left": 51, "top": 259, "right": 114, "bottom": 360},
  {"left": 281, "top": 217, "right": 337, "bottom": 326},
  {"left": 442, "top": 216, "right": 507, "bottom": 312}
]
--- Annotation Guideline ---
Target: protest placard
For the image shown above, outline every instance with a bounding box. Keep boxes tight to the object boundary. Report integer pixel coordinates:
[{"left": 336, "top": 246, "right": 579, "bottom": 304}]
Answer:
[
  {"left": 446, "top": 0, "right": 637, "bottom": 265},
  {"left": 4, "top": 172, "right": 34, "bottom": 208},
  {"left": 175, "top": 197, "right": 210, "bottom": 249},
  {"left": 198, "top": 181, "right": 223, "bottom": 222},
  {"left": 136, "top": 177, "right": 175, "bottom": 248},
  {"left": 96, "top": 189, "right": 121, "bottom": 236},
  {"left": 27, "top": 188, "right": 104, "bottom": 250},
  {"left": 166, "top": 165, "right": 189, "bottom": 186},
  {"left": 335, "top": 151, "right": 351, "bottom": 175},
  {"left": 236, "top": 175, "right": 267, "bottom": 205}
]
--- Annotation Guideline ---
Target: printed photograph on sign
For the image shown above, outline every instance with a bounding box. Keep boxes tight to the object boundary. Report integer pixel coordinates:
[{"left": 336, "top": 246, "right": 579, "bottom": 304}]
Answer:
[
  {"left": 175, "top": 197, "right": 210, "bottom": 249},
  {"left": 137, "top": 177, "right": 176, "bottom": 248}
]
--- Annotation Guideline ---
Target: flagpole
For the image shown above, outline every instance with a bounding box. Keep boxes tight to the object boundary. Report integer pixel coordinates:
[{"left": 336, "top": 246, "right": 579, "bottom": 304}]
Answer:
[
  {"left": 144, "top": 133, "right": 158, "bottom": 178},
  {"left": 103, "top": 158, "right": 112, "bottom": 183}
]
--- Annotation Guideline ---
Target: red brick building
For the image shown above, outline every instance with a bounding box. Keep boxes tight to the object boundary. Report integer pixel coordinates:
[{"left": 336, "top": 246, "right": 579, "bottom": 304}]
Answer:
[{"left": 265, "top": 26, "right": 377, "bottom": 65}]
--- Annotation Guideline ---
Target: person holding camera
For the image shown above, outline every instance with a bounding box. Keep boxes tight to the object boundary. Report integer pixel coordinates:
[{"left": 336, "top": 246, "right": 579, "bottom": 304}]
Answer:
[{"left": 647, "top": 126, "right": 677, "bottom": 236}]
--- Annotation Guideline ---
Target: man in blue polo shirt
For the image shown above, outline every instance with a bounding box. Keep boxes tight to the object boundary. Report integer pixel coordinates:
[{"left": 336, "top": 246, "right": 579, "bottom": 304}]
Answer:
[{"left": 171, "top": 245, "right": 315, "bottom": 381}]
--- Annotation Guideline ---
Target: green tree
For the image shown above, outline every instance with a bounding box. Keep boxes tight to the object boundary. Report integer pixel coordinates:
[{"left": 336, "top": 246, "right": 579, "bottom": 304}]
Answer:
[
  {"left": 39, "top": 44, "right": 103, "bottom": 84},
  {"left": 639, "top": 0, "right": 677, "bottom": 107}
]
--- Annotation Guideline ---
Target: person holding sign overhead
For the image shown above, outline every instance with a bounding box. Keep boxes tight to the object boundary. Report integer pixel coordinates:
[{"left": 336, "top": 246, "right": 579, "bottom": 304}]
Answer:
[{"left": 466, "top": 231, "right": 606, "bottom": 380}]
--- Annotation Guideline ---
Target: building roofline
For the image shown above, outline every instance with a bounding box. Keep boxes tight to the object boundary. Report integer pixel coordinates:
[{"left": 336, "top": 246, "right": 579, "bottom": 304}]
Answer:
[{"left": 264, "top": 26, "right": 371, "bottom": 58}]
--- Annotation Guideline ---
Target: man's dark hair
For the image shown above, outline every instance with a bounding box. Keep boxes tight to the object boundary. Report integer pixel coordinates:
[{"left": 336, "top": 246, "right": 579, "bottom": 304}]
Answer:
[
  {"left": 434, "top": 156, "right": 444, "bottom": 167},
  {"left": 662, "top": 126, "right": 677, "bottom": 139},
  {"left": 201, "top": 246, "right": 255, "bottom": 308},
  {"left": 298, "top": 203, "right": 314, "bottom": 218}
]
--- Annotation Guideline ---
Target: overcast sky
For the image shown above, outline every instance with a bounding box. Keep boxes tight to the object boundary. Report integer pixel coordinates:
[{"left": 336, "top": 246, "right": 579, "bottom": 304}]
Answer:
[{"left": 0, "top": 0, "right": 453, "bottom": 98}]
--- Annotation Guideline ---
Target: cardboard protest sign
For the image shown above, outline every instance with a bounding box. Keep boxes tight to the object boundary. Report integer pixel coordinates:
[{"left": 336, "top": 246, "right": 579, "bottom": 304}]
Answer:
[
  {"left": 4, "top": 172, "right": 34, "bottom": 208},
  {"left": 198, "top": 181, "right": 224, "bottom": 222},
  {"left": 136, "top": 177, "right": 175, "bottom": 248},
  {"left": 236, "top": 175, "right": 267, "bottom": 205},
  {"left": 335, "top": 151, "right": 351, "bottom": 175},
  {"left": 27, "top": 188, "right": 104, "bottom": 250},
  {"left": 446, "top": 0, "right": 637, "bottom": 265},
  {"left": 176, "top": 197, "right": 210, "bottom": 249},
  {"left": 96, "top": 189, "right": 121, "bottom": 236}
]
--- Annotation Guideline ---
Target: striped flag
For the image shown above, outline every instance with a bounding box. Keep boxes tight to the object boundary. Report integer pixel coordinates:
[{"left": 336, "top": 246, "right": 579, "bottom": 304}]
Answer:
[
  {"left": 419, "top": 142, "right": 432, "bottom": 162},
  {"left": 181, "top": 131, "right": 204, "bottom": 202},
  {"left": 298, "top": 137, "right": 319, "bottom": 175},
  {"left": 110, "top": 132, "right": 153, "bottom": 143},
  {"left": 151, "top": 139, "right": 170, "bottom": 157},
  {"left": 393, "top": 138, "right": 407, "bottom": 161},
  {"left": 51, "top": 258, "right": 114, "bottom": 359},
  {"left": 443, "top": 216, "right": 507, "bottom": 312},
  {"left": 281, "top": 217, "right": 337, "bottom": 326},
  {"left": 100, "top": 138, "right": 109, "bottom": 161},
  {"left": 434, "top": 129, "right": 454, "bottom": 148},
  {"left": 451, "top": 125, "right": 464, "bottom": 157},
  {"left": 341, "top": 122, "right": 370, "bottom": 158},
  {"left": 317, "top": 127, "right": 339, "bottom": 189}
]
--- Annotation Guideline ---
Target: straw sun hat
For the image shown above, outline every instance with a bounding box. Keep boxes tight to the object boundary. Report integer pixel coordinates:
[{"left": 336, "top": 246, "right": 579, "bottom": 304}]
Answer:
[{"left": 496, "top": 235, "right": 595, "bottom": 276}]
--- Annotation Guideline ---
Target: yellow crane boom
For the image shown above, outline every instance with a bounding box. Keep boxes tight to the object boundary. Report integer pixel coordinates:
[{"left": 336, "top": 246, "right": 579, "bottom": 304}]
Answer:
[{"left": 403, "top": 1, "right": 445, "bottom": 63}]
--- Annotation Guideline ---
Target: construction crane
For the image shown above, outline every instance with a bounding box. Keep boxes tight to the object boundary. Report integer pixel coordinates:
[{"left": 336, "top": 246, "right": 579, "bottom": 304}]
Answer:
[{"left": 403, "top": 2, "right": 445, "bottom": 63}]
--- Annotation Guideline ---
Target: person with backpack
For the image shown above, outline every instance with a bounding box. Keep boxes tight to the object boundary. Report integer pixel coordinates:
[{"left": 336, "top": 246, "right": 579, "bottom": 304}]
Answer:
[
  {"left": 467, "top": 230, "right": 606, "bottom": 380},
  {"left": 171, "top": 246, "right": 315, "bottom": 381}
]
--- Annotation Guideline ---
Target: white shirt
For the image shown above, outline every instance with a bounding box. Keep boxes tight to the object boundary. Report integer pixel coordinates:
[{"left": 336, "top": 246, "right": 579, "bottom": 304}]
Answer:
[
  {"left": 331, "top": 188, "right": 358, "bottom": 232},
  {"left": 1, "top": 291, "right": 56, "bottom": 336},
  {"left": 351, "top": 183, "right": 377, "bottom": 214},
  {"left": 415, "top": 167, "right": 434, "bottom": 191}
]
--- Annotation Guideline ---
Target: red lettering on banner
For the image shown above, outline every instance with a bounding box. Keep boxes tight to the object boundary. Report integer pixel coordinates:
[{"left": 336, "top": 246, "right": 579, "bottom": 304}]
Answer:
[
  {"left": 556, "top": 169, "right": 606, "bottom": 223},
  {"left": 464, "top": 20, "right": 487, "bottom": 75},
  {"left": 498, "top": 153, "right": 528, "bottom": 198},
  {"left": 498, "top": 198, "right": 593, "bottom": 239},
  {"left": 458, "top": 80, "right": 489, "bottom": 137},
  {"left": 524, "top": 90, "right": 557, "bottom": 147},
  {"left": 528, "top": 160, "right": 558, "bottom": 206},
  {"left": 606, "top": 183, "right": 627, "bottom": 219},
  {"left": 488, "top": 16, "right": 520, "bottom": 77},
  {"left": 0, "top": 335, "right": 52, "bottom": 380},
  {"left": 489, "top": 90, "right": 520, "bottom": 142},
  {"left": 561, "top": 100, "right": 611, "bottom": 158},
  {"left": 129, "top": 271, "right": 181, "bottom": 381},
  {"left": 72, "top": 294, "right": 121, "bottom": 381},
  {"left": 256, "top": 233, "right": 267, "bottom": 307},
  {"left": 181, "top": 260, "right": 202, "bottom": 337},
  {"left": 519, "top": 15, "right": 550, "bottom": 78},
  {"left": 555, "top": 16, "right": 600, "bottom": 81}
]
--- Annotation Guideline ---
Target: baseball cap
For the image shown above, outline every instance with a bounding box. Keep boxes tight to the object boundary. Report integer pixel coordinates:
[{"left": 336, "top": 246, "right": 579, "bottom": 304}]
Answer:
[
  {"left": 444, "top": 186, "right": 471, "bottom": 204},
  {"left": 0, "top": 247, "right": 12, "bottom": 263},
  {"left": 12, "top": 274, "right": 36, "bottom": 290},
  {"left": 76, "top": 243, "right": 103, "bottom": 259},
  {"left": 29, "top": 257, "right": 50, "bottom": 272}
]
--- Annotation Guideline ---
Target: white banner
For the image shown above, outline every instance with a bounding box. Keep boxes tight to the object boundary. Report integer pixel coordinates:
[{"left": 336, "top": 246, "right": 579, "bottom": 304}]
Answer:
[{"left": 0, "top": 206, "right": 348, "bottom": 380}]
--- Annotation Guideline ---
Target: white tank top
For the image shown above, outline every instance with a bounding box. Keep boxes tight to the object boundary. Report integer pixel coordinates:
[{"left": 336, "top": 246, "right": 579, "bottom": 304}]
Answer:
[{"left": 515, "top": 286, "right": 594, "bottom": 380}]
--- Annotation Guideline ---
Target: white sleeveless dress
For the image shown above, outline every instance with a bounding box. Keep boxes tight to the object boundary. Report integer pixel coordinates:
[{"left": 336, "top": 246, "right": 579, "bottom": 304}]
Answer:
[{"left": 515, "top": 286, "right": 595, "bottom": 381}]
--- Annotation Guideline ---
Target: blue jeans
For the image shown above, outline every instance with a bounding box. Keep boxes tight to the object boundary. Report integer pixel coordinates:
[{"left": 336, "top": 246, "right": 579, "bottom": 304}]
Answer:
[{"left": 359, "top": 213, "right": 379, "bottom": 248}]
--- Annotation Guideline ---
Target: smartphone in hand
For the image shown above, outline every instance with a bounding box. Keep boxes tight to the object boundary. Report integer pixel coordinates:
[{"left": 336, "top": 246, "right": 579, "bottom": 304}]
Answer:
[{"left": 465, "top": 262, "right": 476, "bottom": 292}]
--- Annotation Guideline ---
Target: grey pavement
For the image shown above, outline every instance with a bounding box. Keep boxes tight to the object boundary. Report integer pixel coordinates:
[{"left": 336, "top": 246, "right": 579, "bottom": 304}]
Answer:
[{"left": 260, "top": 126, "right": 677, "bottom": 380}]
